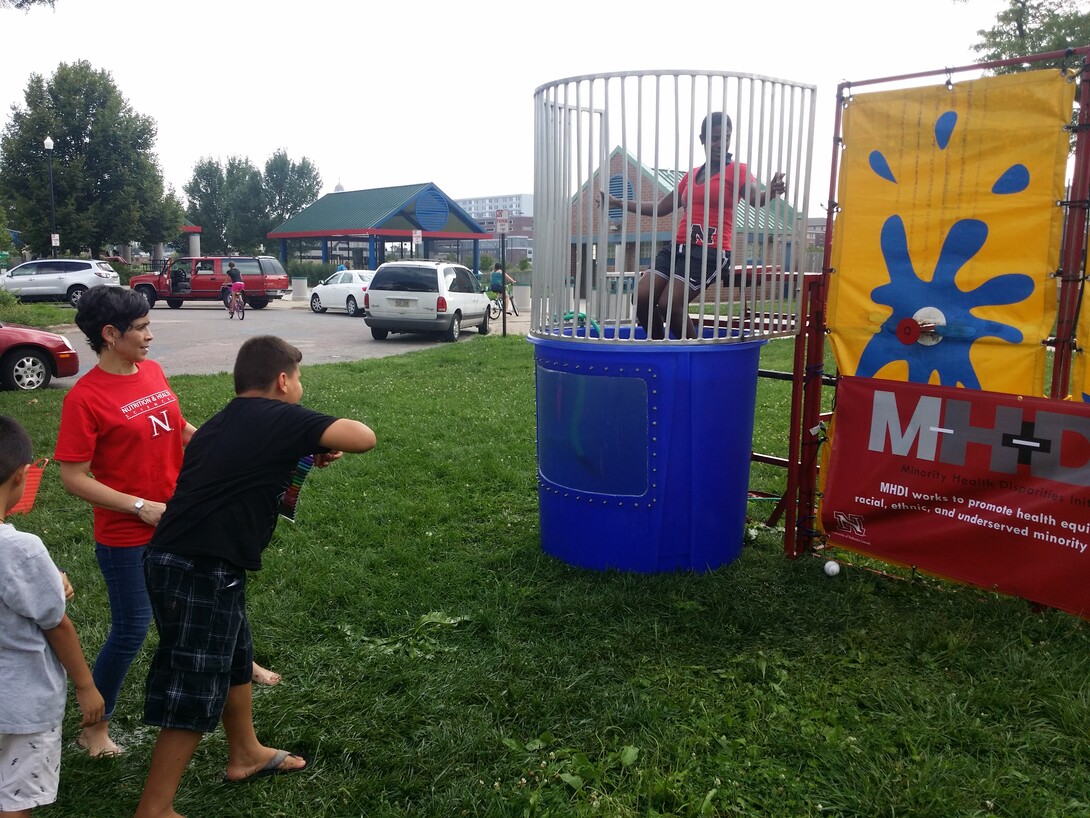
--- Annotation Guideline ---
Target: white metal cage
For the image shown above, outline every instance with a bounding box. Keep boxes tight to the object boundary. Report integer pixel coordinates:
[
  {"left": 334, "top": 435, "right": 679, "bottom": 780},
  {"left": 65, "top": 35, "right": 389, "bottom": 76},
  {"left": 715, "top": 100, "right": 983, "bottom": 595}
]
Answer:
[{"left": 531, "top": 70, "right": 817, "bottom": 343}]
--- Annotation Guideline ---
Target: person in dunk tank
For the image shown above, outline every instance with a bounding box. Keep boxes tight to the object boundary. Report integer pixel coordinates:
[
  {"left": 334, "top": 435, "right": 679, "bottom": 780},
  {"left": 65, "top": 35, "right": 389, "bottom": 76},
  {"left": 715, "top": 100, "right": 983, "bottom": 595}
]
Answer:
[{"left": 605, "top": 112, "right": 786, "bottom": 339}]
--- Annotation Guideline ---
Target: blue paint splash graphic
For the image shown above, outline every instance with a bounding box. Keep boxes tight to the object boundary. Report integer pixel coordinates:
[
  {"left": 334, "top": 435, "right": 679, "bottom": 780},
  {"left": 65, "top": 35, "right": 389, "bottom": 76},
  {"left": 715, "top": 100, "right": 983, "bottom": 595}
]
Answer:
[
  {"left": 992, "top": 164, "right": 1029, "bottom": 194},
  {"left": 869, "top": 151, "right": 896, "bottom": 183},
  {"left": 934, "top": 111, "right": 958, "bottom": 149},
  {"left": 857, "top": 111, "right": 1036, "bottom": 388}
]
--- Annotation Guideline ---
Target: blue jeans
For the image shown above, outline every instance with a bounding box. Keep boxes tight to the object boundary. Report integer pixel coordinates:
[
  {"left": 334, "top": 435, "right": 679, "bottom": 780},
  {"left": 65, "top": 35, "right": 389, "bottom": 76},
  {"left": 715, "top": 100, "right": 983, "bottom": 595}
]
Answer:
[{"left": 93, "top": 543, "right": 152, "bottom": 721}]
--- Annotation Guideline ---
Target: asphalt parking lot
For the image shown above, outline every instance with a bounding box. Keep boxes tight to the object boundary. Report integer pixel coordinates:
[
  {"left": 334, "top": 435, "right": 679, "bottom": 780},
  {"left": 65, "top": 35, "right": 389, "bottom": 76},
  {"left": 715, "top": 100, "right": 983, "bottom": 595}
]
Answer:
[{"left": 56, "top": 289, "right": 530, "bottom": 381}]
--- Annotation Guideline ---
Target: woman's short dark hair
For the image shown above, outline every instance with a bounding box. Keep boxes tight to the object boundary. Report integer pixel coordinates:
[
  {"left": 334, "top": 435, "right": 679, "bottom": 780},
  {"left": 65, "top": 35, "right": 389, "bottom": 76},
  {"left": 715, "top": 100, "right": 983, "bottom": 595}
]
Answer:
[
  {"left": 74, "top": 286, "right": 150, "bottom": 354},
  {"left": 700, "top": 112, "right": 733, "bottom": 142},
  {"left": 234, "top": 335, "right": 302, "bottom": 394}
]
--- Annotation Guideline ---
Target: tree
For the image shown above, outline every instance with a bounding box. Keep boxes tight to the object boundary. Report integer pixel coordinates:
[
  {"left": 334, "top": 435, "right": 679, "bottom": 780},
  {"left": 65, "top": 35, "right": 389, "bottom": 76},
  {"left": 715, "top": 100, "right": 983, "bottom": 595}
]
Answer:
[
  {"left": 182, "top": 149, "right": 321, "bottom": 256},
  {"left": 224, "top": 156, "right": 266, "bottom": 253},
  {"left": 972, "top": 0, "right": 1090, "bottom": 70},
  {"left": 183, "top": 159, "right": 228, "bottom": 255},
  {"left": 0, "top": 208, "right": 13, "bottom": 256},
  {"left": 264, "top": 149, "right": 322, "bottom": 226},
  {"left": 142, "top": 188, "right": 185, "bottom": 254},
  {"left": 0, "top": 0, "right": 54, "bottom": 8},
  {"left": 0, "top": 61, "right": 183, "bottom": 256}
]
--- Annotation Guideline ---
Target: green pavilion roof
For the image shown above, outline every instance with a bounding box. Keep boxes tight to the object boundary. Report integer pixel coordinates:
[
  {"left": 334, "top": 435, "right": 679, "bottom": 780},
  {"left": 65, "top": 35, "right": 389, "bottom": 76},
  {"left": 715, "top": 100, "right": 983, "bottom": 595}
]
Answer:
[{"left": 268, "top": 183, "right": 487, "bottom": 240}]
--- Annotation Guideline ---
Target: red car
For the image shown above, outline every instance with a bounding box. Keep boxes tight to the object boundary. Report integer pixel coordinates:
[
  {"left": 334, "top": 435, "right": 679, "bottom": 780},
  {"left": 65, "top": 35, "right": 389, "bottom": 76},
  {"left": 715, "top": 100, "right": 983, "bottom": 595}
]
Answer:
[{"left": 0, "top": 323, "right": 80, "bottom": 391}]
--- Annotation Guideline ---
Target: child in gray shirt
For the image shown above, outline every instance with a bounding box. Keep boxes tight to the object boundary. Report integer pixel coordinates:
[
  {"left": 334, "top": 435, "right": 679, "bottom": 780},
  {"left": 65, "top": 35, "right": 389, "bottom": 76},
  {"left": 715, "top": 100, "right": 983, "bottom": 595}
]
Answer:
[{"left": 0, "top": 416, "right": 103, "bottom": 814}]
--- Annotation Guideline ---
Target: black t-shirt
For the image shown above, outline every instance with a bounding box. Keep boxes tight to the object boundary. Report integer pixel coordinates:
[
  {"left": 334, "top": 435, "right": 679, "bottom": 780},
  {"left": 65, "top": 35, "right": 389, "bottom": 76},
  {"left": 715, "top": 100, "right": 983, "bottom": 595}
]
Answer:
[
  {"left": 149, "top": 397, "right": 337, "bottom": 570},
  {"left": 226, "top": 266, "right": 242, "bottom": 284}
]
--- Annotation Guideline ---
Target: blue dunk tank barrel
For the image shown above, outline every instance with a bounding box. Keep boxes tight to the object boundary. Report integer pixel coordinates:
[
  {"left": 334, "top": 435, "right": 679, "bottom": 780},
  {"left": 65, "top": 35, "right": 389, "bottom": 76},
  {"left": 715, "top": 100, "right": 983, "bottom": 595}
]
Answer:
[
  {"left": 530, "top": 70, "right": 815, "bottom": 571},
  {"left": 531, "top": 333, "right": 764, "bottom": 572}
]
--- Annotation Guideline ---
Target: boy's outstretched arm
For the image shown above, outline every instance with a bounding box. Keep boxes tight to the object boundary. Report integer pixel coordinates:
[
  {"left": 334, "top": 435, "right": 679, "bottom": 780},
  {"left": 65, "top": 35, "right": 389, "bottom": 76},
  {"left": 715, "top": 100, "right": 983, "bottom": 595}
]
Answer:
[
  {"left": 319, "top": 418, "right": 377, "bottom": 454},
  {"left": 43, "top": 615, "right": 105, "bottom": 727}
]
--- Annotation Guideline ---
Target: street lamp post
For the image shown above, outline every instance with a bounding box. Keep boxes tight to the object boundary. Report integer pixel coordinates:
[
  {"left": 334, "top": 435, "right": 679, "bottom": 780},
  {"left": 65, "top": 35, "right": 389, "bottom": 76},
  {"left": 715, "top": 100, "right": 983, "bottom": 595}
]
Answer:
[{"left": 43, "top": 136, "right": 56, "bottom": 258}]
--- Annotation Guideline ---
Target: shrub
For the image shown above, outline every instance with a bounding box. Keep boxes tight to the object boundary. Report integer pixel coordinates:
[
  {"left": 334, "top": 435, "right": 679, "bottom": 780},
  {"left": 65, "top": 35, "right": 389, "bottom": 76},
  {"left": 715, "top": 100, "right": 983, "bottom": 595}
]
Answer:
[{"left": 286, "top": 260, "right": 339, "bottom": 286}]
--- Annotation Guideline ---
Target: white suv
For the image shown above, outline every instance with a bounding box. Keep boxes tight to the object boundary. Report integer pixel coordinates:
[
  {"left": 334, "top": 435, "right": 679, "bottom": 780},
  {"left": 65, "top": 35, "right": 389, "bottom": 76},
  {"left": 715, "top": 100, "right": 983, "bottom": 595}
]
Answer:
[
  {"left": 1, "top": 258, "right": 121, "bottom": 307},
  {"left": 364, "top": 261, "right": 490, "bottom": 342}
]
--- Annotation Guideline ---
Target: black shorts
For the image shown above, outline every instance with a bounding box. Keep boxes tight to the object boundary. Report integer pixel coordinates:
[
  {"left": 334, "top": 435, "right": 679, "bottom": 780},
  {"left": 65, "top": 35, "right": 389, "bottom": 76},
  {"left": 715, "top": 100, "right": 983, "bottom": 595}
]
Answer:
[
  {"left": 142, "top": 551, "right": 252, "bottom": 732},
  {"left": 653, "top": 243, "right": 732, "bottom": 292},
  {"left": 490, "top": 283, "right": 504, "bottom": 294}
]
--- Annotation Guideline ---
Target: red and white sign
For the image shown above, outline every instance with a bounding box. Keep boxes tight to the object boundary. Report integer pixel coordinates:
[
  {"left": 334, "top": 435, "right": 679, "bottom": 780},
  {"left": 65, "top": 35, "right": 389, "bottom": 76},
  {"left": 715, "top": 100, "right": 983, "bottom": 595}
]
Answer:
[{"left": 821, "top": 376, "right": 1090, "bottom": 617}]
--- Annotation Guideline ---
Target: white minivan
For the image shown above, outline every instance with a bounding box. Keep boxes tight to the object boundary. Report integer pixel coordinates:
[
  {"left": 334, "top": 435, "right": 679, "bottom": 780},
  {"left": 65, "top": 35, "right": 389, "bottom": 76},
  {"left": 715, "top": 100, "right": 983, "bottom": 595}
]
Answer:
[{"left": 364, "top": 261, "right": 490, "bottom": 342}]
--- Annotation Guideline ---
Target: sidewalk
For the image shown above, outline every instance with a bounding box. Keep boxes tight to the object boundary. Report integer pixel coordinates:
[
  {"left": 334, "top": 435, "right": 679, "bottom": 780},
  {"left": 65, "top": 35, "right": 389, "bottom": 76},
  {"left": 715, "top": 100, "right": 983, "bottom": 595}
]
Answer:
[{"left": 491, "top": 308, "right": 531, "bottom": 336}]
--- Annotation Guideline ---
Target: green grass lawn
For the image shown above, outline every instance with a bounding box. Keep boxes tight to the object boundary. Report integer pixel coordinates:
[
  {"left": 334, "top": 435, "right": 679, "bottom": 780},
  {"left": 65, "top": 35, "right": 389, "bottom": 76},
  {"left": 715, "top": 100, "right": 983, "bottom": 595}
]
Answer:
[
  {"left": 0, "top": 295, "right": 75, "bottom": 327},
  {"left": 2, "top": 336, "right": 1088, "bottom": 818}
]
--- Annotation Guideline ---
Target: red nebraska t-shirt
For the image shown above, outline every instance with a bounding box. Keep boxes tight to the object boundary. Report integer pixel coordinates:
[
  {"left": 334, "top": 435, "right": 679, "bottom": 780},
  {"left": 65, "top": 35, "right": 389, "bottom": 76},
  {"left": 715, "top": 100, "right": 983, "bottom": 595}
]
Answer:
[
  {"left": 54, "top": 360, "right": 186, "bottom": 547},
  {"left": 674, "top": 161, "right": 755, "bottom": 250}
]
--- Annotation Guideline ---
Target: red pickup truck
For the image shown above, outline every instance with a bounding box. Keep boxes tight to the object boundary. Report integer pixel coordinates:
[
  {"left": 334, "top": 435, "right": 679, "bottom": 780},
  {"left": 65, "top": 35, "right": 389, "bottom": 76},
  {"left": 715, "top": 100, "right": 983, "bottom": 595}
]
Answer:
[{"left": 129, "top": 256, "right": 291, "bottom": 309}]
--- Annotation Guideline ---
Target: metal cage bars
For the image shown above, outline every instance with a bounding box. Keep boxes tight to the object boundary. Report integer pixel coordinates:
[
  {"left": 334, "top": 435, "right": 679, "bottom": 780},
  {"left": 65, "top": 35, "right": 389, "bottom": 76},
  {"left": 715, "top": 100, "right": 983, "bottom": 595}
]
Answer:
[{"left": 532, "top": 70, "right": 817, "bottom": 343}]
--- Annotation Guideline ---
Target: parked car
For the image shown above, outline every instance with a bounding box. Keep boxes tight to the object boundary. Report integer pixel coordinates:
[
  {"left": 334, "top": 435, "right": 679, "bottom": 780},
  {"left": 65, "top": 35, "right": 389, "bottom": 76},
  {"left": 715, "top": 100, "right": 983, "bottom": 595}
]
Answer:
[
  {"left": 0, "top": 259, "right": 121, "bottom": 307},
  {"left": 127, "top": 256, "right": 291, "bottom": 309},
  {"left": 310, "top": 270, "right": 374, "bottom": 317},
  {"left": 0, "top": 322, "right": 80, "bottom": 391},
  {"left": 364, "top": 260, "right": 490, "bottom": 342}
]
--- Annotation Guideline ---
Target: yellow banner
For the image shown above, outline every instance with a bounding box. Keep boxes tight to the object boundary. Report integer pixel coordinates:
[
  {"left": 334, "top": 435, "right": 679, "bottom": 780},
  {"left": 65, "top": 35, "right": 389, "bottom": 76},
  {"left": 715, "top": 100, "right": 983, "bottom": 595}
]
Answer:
[
  {"left": 1074, "top": 294, "right": 1090, "bottom": 403},
  {"left": 827, "top": 70, "right": 1072, "bottom": 394}
]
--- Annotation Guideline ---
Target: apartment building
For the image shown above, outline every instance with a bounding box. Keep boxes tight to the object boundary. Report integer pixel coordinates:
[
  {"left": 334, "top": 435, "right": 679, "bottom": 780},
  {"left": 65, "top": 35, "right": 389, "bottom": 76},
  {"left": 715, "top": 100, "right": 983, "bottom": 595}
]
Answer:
[{"left": 454, "top": 193, "right": 534, "bottom": 220}]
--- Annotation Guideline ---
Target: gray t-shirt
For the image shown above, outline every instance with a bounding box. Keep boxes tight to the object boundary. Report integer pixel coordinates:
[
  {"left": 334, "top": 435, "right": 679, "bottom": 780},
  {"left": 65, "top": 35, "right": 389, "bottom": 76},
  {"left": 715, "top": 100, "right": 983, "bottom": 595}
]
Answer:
[{"left": 0, "top": 522, "right": 67, "bottom": 733}]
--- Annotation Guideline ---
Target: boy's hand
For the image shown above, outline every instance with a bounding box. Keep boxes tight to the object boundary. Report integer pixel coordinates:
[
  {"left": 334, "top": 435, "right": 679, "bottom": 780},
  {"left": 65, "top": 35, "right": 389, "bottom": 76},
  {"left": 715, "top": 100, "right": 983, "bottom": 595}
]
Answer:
[
  {"left": 75, "top": 682, "right": 105, "bottom": 727},
  {"left": 60, "top": 570, "right": 74, "bottom": 601},
  {"left": 136, "top": 499, "right": 167, "bottom": 527},
  {"left": 314, "top": 451, "right": 343, "bottom": 468}
]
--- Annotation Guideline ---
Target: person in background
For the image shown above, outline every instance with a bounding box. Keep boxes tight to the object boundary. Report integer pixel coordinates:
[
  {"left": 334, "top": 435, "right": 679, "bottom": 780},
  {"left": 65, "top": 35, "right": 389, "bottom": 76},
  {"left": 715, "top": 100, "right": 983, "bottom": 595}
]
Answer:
[{"left": 490, "top": 263, "right": 515, "bottom": 314}]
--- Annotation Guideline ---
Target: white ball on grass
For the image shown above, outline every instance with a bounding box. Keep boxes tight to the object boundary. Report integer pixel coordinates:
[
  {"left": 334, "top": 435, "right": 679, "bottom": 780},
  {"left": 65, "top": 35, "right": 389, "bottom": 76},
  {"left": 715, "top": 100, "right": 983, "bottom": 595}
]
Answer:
[{"left": 823, "top": 560, "right": 841, "bottom": 577}]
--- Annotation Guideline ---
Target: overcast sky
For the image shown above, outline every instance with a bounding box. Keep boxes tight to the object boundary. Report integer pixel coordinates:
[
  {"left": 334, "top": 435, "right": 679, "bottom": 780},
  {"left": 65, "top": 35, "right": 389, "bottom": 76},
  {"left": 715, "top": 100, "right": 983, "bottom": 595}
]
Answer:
[{"left": 2, "top": 0, "right": 1010, "bottom": 212}]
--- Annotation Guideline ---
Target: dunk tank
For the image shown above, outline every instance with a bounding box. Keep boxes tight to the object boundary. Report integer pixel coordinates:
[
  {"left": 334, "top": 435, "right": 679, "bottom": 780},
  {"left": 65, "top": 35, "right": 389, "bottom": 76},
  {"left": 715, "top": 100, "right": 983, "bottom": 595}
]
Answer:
[
  {"left": 530, "top": 71, "right": 816, "bottom": 572},
  {"left": 803, "top": 50, "right": 1090, "bottom": 618}
]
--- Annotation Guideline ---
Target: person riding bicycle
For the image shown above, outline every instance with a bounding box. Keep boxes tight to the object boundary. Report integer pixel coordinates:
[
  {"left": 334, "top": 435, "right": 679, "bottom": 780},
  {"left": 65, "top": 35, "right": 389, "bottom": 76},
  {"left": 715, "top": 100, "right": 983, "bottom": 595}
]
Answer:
[
  {"left": 489, "top": 263, "right": 515, "bottom": 314},
  {"left": 226, "top": 261, "right": 245, "bottom": 311},
  {"left": 226, "top": 262, "right": 245, "bottom": 294}
]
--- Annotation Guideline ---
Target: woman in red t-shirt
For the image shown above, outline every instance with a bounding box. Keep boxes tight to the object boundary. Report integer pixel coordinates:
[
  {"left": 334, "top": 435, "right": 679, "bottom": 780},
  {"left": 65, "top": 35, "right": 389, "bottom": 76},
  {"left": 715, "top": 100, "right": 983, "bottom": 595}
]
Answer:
[
  {"left": 54, "top": 287, "right": 196, "bottom": 757},
  {"left": 606, "top": 112, "right": 787, "bottom": 339},
  {"left": 54, "top": 288, "right": 282, "bottom": 757}
]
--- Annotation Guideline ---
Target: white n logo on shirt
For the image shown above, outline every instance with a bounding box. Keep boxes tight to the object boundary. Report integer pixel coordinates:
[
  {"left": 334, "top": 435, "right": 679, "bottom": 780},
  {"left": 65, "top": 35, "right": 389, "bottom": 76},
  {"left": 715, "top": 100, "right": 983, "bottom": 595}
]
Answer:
[{"left": 148, "top": 410, "right": 173, "bottom": 437}]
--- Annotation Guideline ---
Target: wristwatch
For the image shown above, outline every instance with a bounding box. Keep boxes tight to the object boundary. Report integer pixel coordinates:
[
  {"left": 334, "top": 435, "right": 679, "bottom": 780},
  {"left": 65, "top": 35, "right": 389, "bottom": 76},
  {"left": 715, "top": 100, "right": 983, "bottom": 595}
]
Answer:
[{"left": 133, "top": 499, "right": 145, "bottom": 515}]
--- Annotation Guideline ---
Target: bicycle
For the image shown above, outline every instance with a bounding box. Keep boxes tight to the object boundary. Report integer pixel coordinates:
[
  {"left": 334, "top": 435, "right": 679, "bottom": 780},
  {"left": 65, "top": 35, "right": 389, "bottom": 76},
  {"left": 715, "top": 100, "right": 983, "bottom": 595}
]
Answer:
[
  {"left": 226, "top": 287, "right": 246, "bottom": 320},
  {"left": 487, "top": 283, "right": 519, "bottom": 321}
]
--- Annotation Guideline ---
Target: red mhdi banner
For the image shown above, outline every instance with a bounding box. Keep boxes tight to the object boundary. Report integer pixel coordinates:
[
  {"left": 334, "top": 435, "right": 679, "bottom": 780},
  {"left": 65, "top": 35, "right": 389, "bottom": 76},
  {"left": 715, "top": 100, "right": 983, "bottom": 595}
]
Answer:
[{"left": 821, "top": 377, "right": 1090, "bottom": 617}]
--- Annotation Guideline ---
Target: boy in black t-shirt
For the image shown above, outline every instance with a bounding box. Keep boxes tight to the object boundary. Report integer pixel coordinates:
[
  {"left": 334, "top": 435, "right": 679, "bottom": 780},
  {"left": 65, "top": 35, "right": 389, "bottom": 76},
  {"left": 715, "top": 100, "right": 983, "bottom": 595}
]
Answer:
[{"left": 133, "top": 336, "right": 376, "bottom": 818}]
